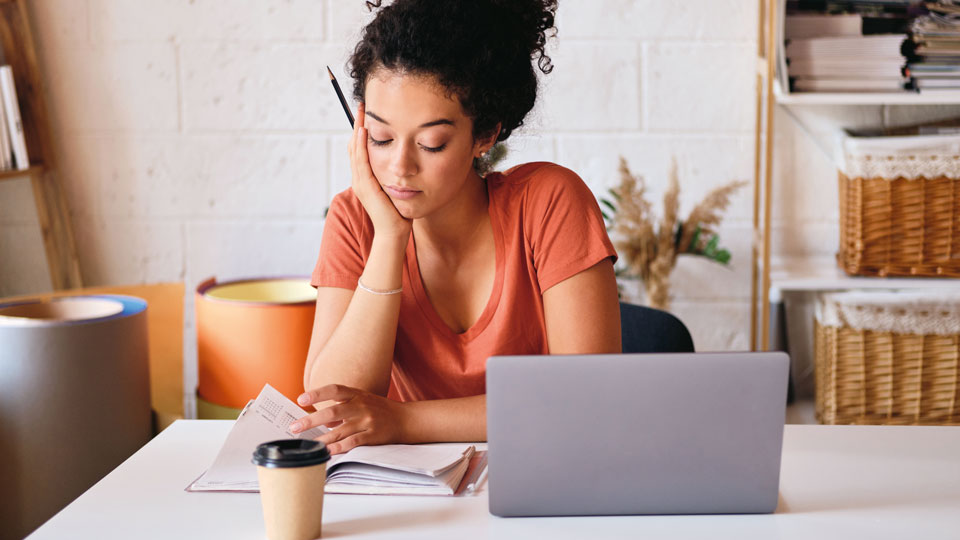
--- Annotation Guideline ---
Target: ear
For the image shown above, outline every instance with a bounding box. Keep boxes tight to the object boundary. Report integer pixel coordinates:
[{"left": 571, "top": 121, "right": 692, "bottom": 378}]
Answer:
[{"left": 474, "top": 123, "right": 502, "bottom": 158}]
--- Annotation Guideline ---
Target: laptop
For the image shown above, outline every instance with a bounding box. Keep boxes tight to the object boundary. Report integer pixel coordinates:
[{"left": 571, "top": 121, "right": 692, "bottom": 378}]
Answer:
[{"left": 486, "top": 352, "right": 790, "bottom": 516}]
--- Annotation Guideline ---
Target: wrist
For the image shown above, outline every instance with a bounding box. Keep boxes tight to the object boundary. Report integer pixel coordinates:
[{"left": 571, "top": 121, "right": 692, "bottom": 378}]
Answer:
[
  {"left": 371, "top": 229, "right": 409, "bottom": 252},
  {"left": 394, "top": 400, "right": 418, "bottom": 444}
]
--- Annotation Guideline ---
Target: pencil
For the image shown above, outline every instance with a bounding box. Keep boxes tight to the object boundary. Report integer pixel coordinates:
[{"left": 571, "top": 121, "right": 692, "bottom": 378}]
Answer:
[{"left": 327, "top": 66, "right": 355, "bottom": 128}]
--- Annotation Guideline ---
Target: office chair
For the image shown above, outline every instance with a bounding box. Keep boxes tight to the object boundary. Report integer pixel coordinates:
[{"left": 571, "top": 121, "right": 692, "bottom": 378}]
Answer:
[{"left": 619, "top": 302, "right": 695, "bottom": 353}]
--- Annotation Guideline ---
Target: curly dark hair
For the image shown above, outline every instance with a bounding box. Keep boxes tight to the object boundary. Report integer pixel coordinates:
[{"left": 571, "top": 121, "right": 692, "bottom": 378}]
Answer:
[{"left": 348, "top": 0, "right": 558, "bottom": 144}]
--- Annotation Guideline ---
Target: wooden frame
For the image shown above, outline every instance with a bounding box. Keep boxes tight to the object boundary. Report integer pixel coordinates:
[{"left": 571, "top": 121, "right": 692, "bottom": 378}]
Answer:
[{"left": 0, "top": 0, "right": 82, "bottom": 290}]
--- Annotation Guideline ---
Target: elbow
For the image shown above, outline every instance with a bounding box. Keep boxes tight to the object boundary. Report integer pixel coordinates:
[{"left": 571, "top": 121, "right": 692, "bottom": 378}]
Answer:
[{"left": 303, "top": 346, "right": 319, "bottom": 391}]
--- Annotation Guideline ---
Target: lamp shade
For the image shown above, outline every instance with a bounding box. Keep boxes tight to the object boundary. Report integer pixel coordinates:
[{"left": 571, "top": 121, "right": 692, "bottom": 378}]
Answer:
[{"left": 196, "top": 277, "right": 316, "bottom": 410}]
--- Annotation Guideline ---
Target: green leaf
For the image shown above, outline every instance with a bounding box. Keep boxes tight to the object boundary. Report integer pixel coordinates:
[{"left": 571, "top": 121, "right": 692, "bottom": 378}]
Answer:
[
  {"left": 687, "top": 225, "right": 702, "bottom": 253},
  {"left": 600, "top": 198, "right": 617, "bottom": 214},
  {"left": 608, "top": 188, "right": 622, "bottom": 202},
  {"left": 715, "top": 249, "right": 731, "bottom": 264},
  {"left": 704, "top": 235, "right": 720, "bottom": 256}
]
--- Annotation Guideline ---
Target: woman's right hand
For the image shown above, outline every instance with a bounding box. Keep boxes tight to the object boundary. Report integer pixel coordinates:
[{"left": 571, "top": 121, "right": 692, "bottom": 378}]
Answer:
[{"left": 349, "top": 102, "right": 412, "bottom": 240}]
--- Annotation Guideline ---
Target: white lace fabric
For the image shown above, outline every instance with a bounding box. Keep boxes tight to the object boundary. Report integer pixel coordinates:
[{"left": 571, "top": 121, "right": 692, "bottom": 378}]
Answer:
[
  {"left": 839, "top": 133, "right": 960, "bottom": 180},
  {"left": 817, "top": 290, "right": 960, "bottom": 336}
]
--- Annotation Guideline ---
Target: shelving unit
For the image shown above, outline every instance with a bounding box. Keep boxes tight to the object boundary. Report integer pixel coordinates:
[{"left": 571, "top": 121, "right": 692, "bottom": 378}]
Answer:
[
  {"left": 750, "top": 0, "right": 960, "bottom": 350},
  {"left": 769, "top": 257, "right": 960, "bottom": 293},
  {"left": 772, "top": 79, "right": 960, "bottom": 105},
  {"left": 0, "top": 0, "right": 81, "bottom": 290}
]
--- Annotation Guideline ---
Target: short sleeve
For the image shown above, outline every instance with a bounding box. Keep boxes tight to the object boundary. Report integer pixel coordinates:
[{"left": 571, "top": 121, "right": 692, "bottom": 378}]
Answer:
[
  {"left": 523, "top": 164, "right": 617, "bottom": 292},
  {"left": 310, "top": 189, "right": 370, "bottom": 289}
]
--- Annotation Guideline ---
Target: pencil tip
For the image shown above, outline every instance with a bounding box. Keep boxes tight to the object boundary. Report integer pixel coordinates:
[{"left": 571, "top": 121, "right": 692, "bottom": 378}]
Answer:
[{"left": 326, "top": 66, "right": 334, "bottom": 79}]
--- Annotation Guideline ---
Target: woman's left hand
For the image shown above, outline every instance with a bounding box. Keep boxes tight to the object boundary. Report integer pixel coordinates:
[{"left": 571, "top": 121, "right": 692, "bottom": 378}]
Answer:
[{"left": 289, "top": 384, "right": 407, "bottom": 455}]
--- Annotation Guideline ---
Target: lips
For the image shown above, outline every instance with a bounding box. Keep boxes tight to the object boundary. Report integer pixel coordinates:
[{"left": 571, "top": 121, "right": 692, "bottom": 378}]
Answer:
[{"left": 383, "top": 185, "right": 421, "bottom": 200}]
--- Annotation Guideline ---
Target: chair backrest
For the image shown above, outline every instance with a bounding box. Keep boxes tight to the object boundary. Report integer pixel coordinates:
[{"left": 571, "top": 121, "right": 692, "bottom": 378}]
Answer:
[{"left": 619, "top": 302, "right": 695, "bottom": 353}]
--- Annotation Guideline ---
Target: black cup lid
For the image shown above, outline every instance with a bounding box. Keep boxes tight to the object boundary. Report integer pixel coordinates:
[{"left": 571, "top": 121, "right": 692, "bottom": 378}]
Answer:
[{"left": 252, "top": 439, "right": 331, "bottom": 468}]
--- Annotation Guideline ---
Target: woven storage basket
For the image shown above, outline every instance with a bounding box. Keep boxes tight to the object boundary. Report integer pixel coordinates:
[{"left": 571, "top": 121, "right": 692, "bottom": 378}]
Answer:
[
  {"left": 838, "top": 128, "right": 960, "bottom": 277},
  {"left": 814, "top": 291, "right": 960, "bottom": 425}
]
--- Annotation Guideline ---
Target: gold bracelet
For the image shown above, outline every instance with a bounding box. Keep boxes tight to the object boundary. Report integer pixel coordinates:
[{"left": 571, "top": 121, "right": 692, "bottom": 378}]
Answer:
[{"left": 357, "top": 277, "right": 402, "bottom": 295}]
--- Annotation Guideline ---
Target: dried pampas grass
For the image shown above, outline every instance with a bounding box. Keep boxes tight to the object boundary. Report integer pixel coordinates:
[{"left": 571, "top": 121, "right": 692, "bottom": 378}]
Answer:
[{"left": 602, "top": 157, "right": 747, "bottom": 311}]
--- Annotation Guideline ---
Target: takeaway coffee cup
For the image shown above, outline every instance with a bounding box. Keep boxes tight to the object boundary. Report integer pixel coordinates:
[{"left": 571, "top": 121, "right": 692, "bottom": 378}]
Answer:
[{"left": 253, "top": 439, "right": 331, "bottom": 540}]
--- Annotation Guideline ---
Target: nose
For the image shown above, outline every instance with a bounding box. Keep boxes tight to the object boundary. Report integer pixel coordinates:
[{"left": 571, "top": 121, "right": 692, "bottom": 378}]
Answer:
[{"left": 388, "top": 141, "right": 418, "bottom": 179}]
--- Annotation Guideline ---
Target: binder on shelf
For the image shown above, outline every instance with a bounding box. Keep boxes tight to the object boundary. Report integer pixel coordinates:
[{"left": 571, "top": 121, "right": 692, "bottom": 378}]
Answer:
[
  {"left": 0, "top": 84, "right": 12, "bottom": 171},
  {"left": 0, "top": 65, "right": 30, "bottom": 171}
]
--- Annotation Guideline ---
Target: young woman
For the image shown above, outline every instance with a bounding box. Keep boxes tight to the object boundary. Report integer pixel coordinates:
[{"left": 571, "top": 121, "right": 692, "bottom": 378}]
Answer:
[{"left": 291, "top": 0, "right": 621, "bottom": 454}]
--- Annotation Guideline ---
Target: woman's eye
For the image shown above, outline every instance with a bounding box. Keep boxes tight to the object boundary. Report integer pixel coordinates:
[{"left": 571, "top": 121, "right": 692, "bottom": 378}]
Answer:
[
  {"left": 420, "top": 143, "right": 446, "bottom": 153},
  {"left": 368, "top": 136, "right": 391, "bottom": 146}
]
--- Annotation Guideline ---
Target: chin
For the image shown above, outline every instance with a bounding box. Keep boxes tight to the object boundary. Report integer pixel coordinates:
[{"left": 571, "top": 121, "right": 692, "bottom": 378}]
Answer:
[{"left": 392, "top": 201, "right": 421, "bottom": 220}]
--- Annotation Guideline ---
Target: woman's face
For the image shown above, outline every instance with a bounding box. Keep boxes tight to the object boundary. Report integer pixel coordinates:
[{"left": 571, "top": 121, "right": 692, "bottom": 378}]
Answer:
[{"left": 362, "top": 69, "right": 489, "bottom": 220}]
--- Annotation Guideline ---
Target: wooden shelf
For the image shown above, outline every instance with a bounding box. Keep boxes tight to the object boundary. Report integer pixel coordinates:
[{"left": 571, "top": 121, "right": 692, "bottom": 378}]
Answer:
[
  {"left": 0, "top": 164, "right": 42, "bottom": 182},
  {"left": 770, "top": 256, "right": 960, "bottom": 295},
  {"left": 0, "top": 0, "right": 82, "bottom": 289},
  {"left": 773, "top": 79, "right": 960, "bottom": 106}
]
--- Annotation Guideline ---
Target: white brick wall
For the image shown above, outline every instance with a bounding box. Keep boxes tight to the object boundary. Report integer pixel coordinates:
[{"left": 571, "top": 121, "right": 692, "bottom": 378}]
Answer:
[{"left": 4, "top": 0, "right": 960, "bottom": 414}]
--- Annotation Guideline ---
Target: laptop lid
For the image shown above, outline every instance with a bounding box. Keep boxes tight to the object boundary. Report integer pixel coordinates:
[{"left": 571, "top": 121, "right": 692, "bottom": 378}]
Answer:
[{"left": 486, "top": 352, "right": 790, "bottom": 517}]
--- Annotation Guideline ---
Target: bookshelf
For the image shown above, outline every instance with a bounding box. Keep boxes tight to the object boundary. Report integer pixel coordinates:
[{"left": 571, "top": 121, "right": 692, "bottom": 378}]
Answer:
[
  {"left": 0, "top": 0, "right": 82, "bottom": 290},
  {"left": 750, "top": 0, "right": 960, "bottom": 350},
  {"left": 770, "top": 256, "right": 960, "bottom": 292},
  {"left": 773, "top": 79, "right": 960, "bottom": 105}
]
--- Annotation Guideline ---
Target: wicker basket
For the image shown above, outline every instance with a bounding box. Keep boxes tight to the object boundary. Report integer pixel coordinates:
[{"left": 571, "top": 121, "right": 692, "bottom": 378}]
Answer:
[
  {"left": 838, "top": 128, "right": 960, "bottom": 277},
  {"left": 814, "top": 291, "right": 960, "bottom": 425}
]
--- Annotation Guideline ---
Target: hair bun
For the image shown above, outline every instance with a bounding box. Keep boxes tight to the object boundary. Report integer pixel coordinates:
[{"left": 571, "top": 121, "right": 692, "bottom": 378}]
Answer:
[
  {"left": 352, "top": 0, "right": 559, "bottom": 145},
  {"left": 485, "top": 0, "right": 558, "bottom": 73},
  {"left": 365, "top": 0, "right": 557, "bottom": 73}
]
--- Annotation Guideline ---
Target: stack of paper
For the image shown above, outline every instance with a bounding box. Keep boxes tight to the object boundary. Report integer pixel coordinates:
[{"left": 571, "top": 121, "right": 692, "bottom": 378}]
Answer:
[
  {"left": 186, "top": 384, "right": 486, "bottom": 496},
  {"left": 783, "top": 2, "right": 912, "bottom": 93},
  {"left": 908, "top": 4, "right": 960, "bottom": 91},
  {"left": 787, "top": 34, "right": 909, "bottom": 92},
  {"left": 324, "top": 445, "right": 476, "bottom": 495}
]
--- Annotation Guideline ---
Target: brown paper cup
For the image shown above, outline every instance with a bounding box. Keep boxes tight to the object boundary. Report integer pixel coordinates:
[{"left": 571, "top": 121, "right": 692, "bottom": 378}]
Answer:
[
  {"left": 257, "top": 463, "right": 327, "bottom": 540},
  {"left": 253, "top": 440, "right": 331, "bottom": 540}
]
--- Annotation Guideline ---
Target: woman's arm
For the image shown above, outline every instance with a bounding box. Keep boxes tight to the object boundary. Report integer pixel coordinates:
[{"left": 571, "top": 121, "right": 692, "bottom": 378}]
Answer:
[
  {"left": 542, "top": 257, "right": 621, "bottom": 354},
  {"left": 291, "top": 386, "right": 486, "bottom": 451},
  {"left": 303, "top": 102, "right": 412, "bottom": 397},
  {"left": 303, "top": 234, "right": 407, "bottom": 396},
  {"left": 293, "top": 258, "right": 620, "bottom": 453}
]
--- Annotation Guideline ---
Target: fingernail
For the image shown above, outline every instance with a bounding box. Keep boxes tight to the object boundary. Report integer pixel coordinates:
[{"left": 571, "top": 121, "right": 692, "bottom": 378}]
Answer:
[
  {"left": 297, "top": 394, "right": 309, "bottom": 406},
  {"left": 289, "top": 423, "right": 301, "bottom": 433}
]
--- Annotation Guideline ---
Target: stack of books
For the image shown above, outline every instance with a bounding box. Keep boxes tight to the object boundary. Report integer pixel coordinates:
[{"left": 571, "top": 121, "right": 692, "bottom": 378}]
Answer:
[
  {"left": 907, "top": 3, "right": 960, "bottom": 91},
  {"left": 0, "top": 64, "right": 29, "bottom": 172},
  {"left": 784, "top": 1, "right": 913, "bottom": 93}
]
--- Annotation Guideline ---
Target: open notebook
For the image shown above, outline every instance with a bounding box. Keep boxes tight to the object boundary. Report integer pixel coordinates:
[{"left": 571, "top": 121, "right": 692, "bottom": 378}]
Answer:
[{"left": 186, "top": 384, "right": 487, "bottom": 496}]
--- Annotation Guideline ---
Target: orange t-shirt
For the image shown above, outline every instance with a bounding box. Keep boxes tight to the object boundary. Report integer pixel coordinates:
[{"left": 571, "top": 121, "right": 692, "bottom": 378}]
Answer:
[{"left": 311, "top": 162, "right": 617, "bottom": 402}]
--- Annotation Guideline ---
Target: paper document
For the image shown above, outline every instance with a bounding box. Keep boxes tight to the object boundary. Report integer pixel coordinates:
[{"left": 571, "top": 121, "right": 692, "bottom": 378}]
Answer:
[{"left": 187, "top": 384, "right": 486, "bottom": 496}]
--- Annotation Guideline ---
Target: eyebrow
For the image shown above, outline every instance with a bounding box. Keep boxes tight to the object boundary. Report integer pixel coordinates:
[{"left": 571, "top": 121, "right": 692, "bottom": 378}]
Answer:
[{"left": 366, "top": 110, "right": 455, "bottom": 128}]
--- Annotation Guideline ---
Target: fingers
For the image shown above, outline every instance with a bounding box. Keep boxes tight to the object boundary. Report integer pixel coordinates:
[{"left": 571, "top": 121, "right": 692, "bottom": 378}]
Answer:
[
  {"left": 290, "top": 401, "right": 346, "bottom": 434},
  {"left": 316, "top": 422, "right": 351, "bottom": 446},
  {"left": 348, "top": 102, "right": 363, "bottom": 178},
  {"left": 357, "top": 126, "right": 372, "bottom": 178},
  {"left": 348, "top": 105, "right": 381, "bottom": 205},
  {"left": 298, "top": 384, "right": 357, "bottom": 407},
  {"left": 312, "top": 420, "right": 367, "bottom": 455},
  {"left": 353, "top": 106, "right": 374, "bottom": 183},
  {"left": 327, "top": 432, "right": 368, "bottom": 455}
]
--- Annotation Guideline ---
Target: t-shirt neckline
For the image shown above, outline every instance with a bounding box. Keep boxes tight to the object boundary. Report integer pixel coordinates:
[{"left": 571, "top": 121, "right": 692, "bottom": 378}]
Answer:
[{"left": 405, "top": 175, "right": 505, "bottom": 343}]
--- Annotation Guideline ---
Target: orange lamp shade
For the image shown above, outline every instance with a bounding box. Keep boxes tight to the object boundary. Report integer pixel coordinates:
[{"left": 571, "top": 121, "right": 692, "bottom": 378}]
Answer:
[{"left": 196, "top": 277, "right": 316, "bottom": 409}]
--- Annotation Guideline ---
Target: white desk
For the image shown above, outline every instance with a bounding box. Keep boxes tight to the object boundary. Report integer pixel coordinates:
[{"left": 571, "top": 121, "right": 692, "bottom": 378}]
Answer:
[{"left": 28, "top": 420, "right": 960, "bottom": 540}]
